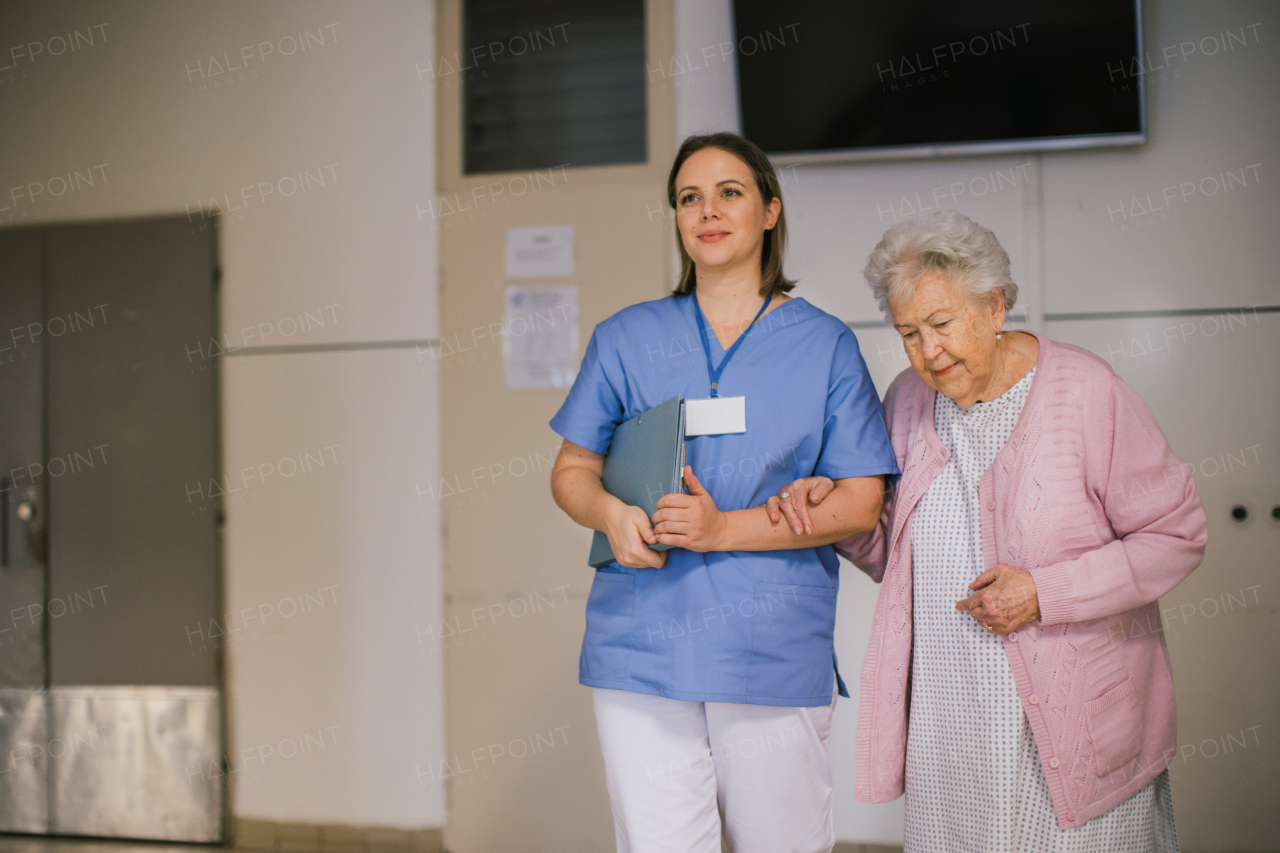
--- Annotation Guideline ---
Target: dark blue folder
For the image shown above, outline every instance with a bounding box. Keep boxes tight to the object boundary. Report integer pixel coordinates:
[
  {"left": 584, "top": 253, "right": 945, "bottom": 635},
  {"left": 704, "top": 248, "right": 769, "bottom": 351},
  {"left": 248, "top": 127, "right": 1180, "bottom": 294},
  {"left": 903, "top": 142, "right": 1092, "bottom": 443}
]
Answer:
[{"left": 588, "top": 395, "right": 687, "bottom": 568}]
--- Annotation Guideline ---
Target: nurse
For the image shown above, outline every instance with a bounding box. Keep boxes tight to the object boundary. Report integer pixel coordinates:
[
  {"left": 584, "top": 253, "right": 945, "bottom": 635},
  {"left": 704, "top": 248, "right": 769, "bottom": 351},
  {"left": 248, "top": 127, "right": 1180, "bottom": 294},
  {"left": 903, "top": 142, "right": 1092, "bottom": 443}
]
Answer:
[{"left": 549, "top": 132, "right": 898, "bottom": 853}]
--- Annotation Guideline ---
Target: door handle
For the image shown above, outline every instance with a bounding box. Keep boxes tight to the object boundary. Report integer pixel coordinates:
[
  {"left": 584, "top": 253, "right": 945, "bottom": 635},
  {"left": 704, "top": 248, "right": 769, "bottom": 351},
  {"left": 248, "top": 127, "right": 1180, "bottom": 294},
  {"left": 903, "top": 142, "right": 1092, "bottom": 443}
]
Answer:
[
  {"left": 16, "top": 498, "right": 36, "bottom": 522},
  {"left": 2, "top": 482, "right": 43, "bottom": 567},
  {"left": 19, "top": 486, "right": 44, "bottom": 565},
  {"left": 15, "top": 486, "right": 39, "bottom": 529}
]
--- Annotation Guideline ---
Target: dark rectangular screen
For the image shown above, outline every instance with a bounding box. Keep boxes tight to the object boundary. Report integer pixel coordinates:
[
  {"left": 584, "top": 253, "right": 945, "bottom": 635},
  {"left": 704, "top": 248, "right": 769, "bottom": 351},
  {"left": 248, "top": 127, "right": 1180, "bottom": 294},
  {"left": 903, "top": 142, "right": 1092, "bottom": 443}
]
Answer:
[
  {"left": 734, "top": 0, "right": 1143, "bottom": 158},
  {"left": 464, "top": 0, "right": 646, "bottom": 174}
]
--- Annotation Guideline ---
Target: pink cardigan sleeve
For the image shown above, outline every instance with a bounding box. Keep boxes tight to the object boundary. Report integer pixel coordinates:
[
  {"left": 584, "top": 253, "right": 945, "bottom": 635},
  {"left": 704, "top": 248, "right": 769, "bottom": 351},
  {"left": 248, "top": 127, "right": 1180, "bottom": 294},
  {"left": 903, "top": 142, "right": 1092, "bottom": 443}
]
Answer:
[{"left": 1028, "top": 374, "right": 1208, "bottom": 625}]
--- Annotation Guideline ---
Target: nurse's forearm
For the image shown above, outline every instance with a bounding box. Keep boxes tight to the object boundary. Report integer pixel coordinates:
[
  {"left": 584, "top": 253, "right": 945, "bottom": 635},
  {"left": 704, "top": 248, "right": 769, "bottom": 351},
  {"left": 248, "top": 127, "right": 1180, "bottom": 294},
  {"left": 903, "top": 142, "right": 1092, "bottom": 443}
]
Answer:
[
  {"left": 551, "top": 465, "right": 628, "bottom": 533},
  {"left": 715, "top": 483, "right": 879, "bottom": 551}
]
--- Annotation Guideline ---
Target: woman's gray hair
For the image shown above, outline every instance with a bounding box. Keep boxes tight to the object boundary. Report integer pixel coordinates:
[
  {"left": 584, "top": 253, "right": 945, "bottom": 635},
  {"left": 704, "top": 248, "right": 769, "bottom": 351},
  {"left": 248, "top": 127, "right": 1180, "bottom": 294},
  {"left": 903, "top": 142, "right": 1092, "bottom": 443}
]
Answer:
[{"left": 863, "top": 210, "right": 1018, "bottom": 322}]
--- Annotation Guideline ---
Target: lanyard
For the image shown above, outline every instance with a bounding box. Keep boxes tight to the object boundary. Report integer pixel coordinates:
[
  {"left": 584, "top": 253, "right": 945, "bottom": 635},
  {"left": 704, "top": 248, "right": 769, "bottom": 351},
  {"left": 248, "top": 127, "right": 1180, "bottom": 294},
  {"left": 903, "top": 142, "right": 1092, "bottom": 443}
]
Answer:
[{"left": 692, "top": 292, "right": 771, "bottom": 397}]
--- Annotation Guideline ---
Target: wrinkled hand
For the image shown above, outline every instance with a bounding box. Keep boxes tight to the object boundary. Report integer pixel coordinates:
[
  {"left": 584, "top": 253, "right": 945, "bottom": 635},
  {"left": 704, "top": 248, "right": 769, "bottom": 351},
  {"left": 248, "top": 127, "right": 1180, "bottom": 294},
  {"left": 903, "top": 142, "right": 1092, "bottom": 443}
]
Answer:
[
  {"left": 955, "top": 563, "right": 1040, "bottom": 635},
  {"left": 605, "top": 503, "right": 667, "bottom": 569},
  {"left": 765, "top": 476, "right": 835, "bottom": 535},
  {"left": 652, "top": 467, "right": 725, "bottom": 552}
]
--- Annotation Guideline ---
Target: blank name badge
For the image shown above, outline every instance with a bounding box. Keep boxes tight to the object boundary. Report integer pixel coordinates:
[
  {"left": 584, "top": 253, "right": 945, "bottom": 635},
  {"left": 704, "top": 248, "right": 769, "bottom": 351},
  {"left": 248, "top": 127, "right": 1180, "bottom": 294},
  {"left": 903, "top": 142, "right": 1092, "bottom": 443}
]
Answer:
[{"left": 684, "top": 396, "right": 746, "bottom": 437}]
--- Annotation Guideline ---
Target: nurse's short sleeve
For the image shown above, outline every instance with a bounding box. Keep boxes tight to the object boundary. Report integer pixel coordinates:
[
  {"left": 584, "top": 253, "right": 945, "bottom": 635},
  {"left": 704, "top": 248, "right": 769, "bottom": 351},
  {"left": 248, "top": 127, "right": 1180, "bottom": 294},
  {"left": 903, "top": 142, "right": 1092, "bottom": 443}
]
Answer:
[
  {"left": 814, "top": 329, "right": 899, "bottom": 481},
  {"left": 549, "top": 323, "right": 625, "bottom": 456}
]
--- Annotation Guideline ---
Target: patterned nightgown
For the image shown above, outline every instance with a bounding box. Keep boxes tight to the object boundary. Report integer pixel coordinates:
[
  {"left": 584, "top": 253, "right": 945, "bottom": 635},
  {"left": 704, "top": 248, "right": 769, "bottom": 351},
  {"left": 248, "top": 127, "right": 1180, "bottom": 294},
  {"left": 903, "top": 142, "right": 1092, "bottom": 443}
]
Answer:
[{"left": 902, "top": 368, "right": 1177, "bottom": 853}]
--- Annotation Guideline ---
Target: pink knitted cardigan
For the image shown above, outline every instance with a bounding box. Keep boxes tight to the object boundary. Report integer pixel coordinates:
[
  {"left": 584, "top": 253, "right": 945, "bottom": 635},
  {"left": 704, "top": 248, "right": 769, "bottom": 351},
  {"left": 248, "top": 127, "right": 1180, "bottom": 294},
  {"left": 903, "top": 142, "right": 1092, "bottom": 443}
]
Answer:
[{"left": 836, "top": 332, "right": 1207, "bottom": 829}]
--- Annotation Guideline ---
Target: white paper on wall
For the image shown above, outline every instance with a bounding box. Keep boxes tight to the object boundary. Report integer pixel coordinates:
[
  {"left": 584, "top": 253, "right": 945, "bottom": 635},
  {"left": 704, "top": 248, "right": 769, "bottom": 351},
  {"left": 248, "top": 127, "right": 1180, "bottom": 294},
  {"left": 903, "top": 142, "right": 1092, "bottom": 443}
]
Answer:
[
  {"left": 502, "top": 286, "right": 579, "bottom": 389},
  {"left": 505, "top": 226, "right": 575, "bottom": 279}
]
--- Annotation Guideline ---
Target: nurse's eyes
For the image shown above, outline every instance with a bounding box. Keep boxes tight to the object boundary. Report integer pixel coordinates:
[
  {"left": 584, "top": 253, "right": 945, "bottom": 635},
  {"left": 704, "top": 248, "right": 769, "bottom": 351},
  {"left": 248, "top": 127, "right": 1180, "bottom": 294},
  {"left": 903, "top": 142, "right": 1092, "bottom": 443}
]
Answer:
[{"left": 678, "top": 188, "right": 744, "bottom": 206}]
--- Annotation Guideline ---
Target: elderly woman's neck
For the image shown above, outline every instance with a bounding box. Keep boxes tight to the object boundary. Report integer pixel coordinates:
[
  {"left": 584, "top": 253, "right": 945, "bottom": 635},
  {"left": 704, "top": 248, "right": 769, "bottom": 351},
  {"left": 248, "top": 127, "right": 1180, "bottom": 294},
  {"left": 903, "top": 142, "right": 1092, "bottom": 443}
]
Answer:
[{"left": 970, "top": 331, "right": 1039, "bottom": 405}]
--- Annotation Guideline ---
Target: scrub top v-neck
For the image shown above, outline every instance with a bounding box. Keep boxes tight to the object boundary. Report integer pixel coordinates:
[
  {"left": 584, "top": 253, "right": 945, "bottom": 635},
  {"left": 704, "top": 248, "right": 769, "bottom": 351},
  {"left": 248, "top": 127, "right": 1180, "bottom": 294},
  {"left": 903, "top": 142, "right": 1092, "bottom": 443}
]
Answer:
[{"left": 551, "top": 293, "right": 898, "bottom": 707}]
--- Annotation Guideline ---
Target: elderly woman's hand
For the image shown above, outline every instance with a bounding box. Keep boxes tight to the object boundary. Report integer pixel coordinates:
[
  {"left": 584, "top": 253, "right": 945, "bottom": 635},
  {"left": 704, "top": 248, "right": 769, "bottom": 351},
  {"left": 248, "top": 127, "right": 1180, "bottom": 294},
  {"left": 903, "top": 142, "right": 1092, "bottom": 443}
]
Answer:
[
  {"left": 765, "top": 476, "right": 835, "bottom": 535},
  {"left": 955, "top": 564, "right": 1040, "bottom": 635}
]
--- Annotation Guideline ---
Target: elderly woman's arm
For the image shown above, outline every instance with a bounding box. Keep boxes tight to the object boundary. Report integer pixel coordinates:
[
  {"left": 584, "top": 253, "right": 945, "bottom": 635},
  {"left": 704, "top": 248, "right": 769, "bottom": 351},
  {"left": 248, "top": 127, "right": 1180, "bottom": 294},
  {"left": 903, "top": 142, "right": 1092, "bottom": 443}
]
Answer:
[
  {"left": 1028, "top": 378, "right": 1207, "bottom": 624},
  {"left": 765, "top": 478, "right": 894, "bottom": 581},
  {"left": 766, "top": 378, "right": 904, "bottom": 582}
]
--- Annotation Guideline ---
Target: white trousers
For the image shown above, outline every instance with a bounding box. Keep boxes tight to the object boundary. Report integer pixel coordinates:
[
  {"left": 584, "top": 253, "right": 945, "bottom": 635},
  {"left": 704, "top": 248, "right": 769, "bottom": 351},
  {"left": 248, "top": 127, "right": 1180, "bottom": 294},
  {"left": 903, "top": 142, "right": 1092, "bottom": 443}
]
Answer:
[{"left": 592, "top": 686, "right": 837, "bottom": 853}]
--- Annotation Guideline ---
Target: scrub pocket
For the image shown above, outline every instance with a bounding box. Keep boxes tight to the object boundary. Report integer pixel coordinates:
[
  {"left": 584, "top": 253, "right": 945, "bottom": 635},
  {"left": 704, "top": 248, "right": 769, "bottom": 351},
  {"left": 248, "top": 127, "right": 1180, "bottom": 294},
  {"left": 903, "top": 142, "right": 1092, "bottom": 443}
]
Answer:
[
  {"left": 582, "top": 571, "right": 637, "bottom": 681},
  {"left": 747, "top": 581, "right": 838, "bottom": 701},
  {"left": 1086, "top": 677, "right": 1143, "bottom": 776}
]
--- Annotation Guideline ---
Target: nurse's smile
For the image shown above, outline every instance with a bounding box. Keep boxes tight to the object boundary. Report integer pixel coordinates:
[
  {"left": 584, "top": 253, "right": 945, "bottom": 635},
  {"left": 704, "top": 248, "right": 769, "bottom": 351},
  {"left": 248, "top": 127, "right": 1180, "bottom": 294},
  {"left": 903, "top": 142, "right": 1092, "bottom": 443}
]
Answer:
[{"left": 698, "top": 229, "right": 729, "bottom": 243}]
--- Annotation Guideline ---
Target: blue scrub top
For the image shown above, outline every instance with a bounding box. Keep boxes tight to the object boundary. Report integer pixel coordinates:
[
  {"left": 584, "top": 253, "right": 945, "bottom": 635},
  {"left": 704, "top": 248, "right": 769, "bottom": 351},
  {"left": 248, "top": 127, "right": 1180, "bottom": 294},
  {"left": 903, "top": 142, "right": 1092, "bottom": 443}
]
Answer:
[{"left": 551, "top": 294, "right": 899, "bottom": 707}]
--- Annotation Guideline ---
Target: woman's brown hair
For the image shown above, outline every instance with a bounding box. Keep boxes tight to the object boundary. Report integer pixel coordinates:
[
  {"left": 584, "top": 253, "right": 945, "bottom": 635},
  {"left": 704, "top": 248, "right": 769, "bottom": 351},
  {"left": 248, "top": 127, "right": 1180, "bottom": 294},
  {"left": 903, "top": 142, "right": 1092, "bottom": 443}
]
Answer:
[{"left": 667, "top": 132, "right": 796, "bottom": 298}]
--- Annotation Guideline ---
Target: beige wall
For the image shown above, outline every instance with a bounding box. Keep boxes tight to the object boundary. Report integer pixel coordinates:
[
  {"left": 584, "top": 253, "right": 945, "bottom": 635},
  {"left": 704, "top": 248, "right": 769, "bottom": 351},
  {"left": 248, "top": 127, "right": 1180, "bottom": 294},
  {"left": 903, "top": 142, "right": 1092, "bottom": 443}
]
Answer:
[
  {"left": 432, "top": 1, "right": 676, "bottom": 850},
  {"left": 0, "top": 0, "right": 445, "bottom": 829}
]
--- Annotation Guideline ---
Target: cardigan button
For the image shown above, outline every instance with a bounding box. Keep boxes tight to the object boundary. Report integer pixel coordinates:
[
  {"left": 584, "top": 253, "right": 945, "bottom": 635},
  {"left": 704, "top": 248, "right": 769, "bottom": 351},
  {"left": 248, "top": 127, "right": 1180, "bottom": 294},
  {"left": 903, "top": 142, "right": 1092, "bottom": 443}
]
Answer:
[
  {"left": 986, "top": 500, "right": 995, "bottom": 510},
  {"left": 1029, "top": 694, "right": 1040, "bottom": 705},
  {"left": 1048, "top": 757, "right": 1060, "bottom": 769},
  {"left": 1006, "top": 633, "right": 1018, "bottom": 643},
  {"left": 1067, "top": 810, "right": 1077, "bottom": 821}
]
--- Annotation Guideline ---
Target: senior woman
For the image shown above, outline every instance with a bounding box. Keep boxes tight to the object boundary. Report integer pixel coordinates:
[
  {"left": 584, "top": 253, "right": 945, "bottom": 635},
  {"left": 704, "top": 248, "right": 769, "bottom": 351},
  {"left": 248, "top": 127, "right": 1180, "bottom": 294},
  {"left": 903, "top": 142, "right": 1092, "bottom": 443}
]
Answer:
[{"left": 768, "top": 211, "right": 1207, "bottom": 851}]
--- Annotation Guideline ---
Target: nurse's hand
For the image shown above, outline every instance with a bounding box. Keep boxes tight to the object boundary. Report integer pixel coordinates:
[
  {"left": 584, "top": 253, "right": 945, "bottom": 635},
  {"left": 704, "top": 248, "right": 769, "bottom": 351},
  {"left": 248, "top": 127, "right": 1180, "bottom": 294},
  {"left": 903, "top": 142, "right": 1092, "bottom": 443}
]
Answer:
[
  {"left": 765, "top": 476, "right": 835, "bottom": 535},
  {"left": 606, "top": 504, "right": 667, "bottom": 569},
  {"left": 651, "top": 467, "right": 725, "bottom": 552}
]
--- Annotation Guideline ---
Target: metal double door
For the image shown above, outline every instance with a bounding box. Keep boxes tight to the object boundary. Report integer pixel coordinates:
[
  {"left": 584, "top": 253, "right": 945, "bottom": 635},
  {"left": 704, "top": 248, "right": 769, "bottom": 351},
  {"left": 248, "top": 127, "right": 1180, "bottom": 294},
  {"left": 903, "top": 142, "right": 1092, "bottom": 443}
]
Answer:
[{"left": 0, "top": 216, "right": 223, "bottom": 841}]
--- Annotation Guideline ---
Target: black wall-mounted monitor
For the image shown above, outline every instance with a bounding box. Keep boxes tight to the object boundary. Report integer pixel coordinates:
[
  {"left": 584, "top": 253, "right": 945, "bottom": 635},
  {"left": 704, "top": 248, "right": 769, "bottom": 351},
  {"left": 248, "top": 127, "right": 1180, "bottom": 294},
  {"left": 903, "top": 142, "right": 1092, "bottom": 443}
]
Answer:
[{"left": 733, "top": 0, "right": 1145, "bottom": 162}]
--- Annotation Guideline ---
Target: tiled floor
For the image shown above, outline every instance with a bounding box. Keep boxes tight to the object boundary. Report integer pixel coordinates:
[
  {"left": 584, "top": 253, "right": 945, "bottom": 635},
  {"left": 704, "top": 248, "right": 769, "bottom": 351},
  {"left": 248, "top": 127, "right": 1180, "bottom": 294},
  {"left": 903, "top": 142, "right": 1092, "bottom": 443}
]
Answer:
[
  {"left": 0, "top": 838, "right": 218, "bottom": 853},
  {"left": 0, "top": 836, "right": 909, "bottom": 853}
]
